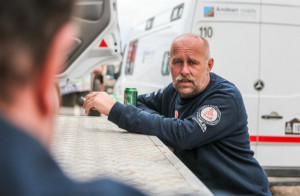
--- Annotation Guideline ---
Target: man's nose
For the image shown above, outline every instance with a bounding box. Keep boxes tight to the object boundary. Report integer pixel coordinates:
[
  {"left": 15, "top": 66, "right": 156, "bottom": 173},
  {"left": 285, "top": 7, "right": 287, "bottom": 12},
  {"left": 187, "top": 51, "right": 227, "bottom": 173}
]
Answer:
[{"left": 180, "top": 62, "right": 190, "bottom": 75}]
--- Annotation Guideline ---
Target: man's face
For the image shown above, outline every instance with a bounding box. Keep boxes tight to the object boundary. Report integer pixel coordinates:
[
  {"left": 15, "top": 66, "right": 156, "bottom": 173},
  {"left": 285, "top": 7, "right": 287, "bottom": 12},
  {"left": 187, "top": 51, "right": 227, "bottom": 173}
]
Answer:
[{"left": 169, "top": 36, "right": 213, "bottom": 98}]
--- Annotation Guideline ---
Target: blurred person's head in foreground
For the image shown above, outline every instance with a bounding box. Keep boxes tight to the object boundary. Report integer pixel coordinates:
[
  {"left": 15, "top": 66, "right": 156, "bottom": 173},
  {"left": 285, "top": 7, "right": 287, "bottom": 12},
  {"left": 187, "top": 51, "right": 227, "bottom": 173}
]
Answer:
[
  {"left": 0, "top": 1, "right": 146, "bottom": 195},
  {"left": 0, "top": 0, "right": 76, "bottom": 146}
]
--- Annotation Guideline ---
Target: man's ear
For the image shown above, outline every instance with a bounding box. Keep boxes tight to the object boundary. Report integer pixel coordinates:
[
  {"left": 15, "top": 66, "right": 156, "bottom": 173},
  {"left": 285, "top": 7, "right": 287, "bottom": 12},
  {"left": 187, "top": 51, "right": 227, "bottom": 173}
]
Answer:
[
  {"left": 36, "top": 23, "right": 77, "bottom": 116},
  {"left": 207, "top": 58, "right": 214, "bottom": 71}
]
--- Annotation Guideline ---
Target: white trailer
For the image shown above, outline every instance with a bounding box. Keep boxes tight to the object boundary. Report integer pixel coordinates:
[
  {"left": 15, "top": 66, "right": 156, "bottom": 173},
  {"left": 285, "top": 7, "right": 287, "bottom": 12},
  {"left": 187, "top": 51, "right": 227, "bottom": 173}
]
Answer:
[
  {"left": 57, "top": 0, "right": 121, "bottom": 106},
  {"left": 114, "top": 0, "right": 300, "bottom": 176}
]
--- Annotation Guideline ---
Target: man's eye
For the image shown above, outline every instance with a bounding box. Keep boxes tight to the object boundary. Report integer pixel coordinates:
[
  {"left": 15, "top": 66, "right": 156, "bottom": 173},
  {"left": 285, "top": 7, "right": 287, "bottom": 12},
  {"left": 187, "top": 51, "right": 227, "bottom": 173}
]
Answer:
[
  {"left": 188, "top": 61, "right": 197, "bottom": 65},
  {"left": 173, "top": 60, "right": 182, "bottom": 64}
]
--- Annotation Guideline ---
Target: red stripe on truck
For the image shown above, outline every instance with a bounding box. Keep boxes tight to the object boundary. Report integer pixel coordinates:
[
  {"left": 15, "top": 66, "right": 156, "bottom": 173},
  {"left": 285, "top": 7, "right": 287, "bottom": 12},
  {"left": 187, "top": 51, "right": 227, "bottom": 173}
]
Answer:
[{"left": 250, "top": 135, "right": 300, "bottom": 143}]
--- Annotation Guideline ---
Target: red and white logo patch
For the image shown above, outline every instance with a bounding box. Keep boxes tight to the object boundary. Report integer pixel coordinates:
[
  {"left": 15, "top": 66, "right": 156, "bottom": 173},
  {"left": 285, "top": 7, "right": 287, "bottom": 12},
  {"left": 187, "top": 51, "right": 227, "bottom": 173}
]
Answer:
[
  {"left": 198, "top": 105, "right": 221, "bottom": 125},
  {"left": 201, "top": 107, "right": 217, "bottom": 122},
  {"left": 175, "top": 110, "right": 179, "bottom": 118}
]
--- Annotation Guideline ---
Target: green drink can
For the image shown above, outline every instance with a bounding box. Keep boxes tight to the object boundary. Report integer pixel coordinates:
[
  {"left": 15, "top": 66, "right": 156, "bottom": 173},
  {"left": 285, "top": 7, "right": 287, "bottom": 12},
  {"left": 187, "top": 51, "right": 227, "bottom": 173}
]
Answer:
[{"left": 124, "top": 88, "right": 138, "bottom": 106}]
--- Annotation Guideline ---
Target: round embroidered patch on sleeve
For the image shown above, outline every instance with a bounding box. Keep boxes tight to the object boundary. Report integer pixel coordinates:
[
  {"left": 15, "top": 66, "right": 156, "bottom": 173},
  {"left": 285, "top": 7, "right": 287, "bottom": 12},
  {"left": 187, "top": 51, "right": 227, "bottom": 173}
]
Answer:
[{"left": 198, "top": 105, "right": 221, "bottom": 125}]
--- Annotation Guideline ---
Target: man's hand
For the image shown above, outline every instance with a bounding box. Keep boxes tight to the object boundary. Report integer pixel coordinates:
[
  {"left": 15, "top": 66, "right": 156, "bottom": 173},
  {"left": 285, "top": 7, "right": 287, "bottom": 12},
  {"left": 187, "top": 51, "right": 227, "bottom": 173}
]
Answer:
[{"left": 83, "top": 92, "right": 116, "bottom": 116}]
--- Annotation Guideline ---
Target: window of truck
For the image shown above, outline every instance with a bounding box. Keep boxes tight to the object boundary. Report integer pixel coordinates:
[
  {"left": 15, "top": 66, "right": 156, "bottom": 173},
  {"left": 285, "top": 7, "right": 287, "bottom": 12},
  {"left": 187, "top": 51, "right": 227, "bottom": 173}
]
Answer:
[
  {"left": 125, "top": 40, "right": 138, "bottom": 75},
  {"left": 161, "top": 51, "right": 170, "bottom": 75},
  {"left": 146, "top": 17, "right": 154, "bottom": 30},
  {"left": 171, "top": 3, "right": 184, "bottom": 21}
]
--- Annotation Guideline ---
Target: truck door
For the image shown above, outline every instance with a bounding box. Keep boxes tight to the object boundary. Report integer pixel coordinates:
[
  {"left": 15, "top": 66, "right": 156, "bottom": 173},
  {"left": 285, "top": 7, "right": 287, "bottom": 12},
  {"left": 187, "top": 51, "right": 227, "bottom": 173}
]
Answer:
[
  {"left": 57, "top": 0, "right": 121, "bottom": 106},
  {"left": 66, "top": 0, "right": 120, "bottom": 72},
  {"left": 192, "top": 1, "right": 261, "bottom": 154},
  {"left": 255, "top": 2, "right": 300, "bottom": 168}
]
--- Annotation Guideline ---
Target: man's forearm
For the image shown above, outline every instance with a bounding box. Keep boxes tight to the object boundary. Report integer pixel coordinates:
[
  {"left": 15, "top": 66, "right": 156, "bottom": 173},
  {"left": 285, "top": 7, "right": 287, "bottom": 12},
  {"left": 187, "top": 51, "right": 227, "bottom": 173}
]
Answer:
[{"left": 137, "top": 101, "right": 161, "bottom": 115}]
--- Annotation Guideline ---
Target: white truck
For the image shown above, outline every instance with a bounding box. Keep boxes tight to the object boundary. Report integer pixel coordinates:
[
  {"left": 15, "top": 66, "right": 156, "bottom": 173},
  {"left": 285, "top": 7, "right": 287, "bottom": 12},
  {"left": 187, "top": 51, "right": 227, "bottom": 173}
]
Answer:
[
  {"left": 114, "top": 0, "right": 300, "bottom": 177},
  {"left": 57, "top": 0, "right": 121, "bottom": 106}
]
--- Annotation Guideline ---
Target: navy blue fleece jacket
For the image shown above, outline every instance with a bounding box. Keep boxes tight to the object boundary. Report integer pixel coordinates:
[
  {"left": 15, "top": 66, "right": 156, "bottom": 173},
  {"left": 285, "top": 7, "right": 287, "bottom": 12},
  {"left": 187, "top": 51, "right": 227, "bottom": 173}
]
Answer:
[{"left": 108, "top": 72, "right": 270, "bottom": 195}]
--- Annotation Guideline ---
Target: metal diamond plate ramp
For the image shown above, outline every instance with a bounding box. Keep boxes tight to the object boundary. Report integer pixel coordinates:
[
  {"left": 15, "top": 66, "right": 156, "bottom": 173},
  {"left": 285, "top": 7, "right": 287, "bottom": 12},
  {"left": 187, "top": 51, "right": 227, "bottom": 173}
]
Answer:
[{"left": 51, "top": 116, "right": 212, "bottom": 196}]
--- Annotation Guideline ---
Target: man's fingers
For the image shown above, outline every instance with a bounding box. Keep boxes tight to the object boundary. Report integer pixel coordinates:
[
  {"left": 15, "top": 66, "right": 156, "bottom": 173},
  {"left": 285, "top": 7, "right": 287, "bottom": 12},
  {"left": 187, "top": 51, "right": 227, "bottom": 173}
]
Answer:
[
  {"left": 85, "top": 97, "right": 93, "bottom": 114},
  {"left": 83, "top": 92, "right": 97, "bottom": 109},
  {"left": 85, "top": 97, "right": 99, "bottom": 114},
  {"left": 85, "top": 92, "right": 97, "bottom": 101},
  {"left": 83, "top": 92, "right": 107, "bottom": 115},
  {"left": 84, "top": 101, "right": 91, "bottom": 114}
]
